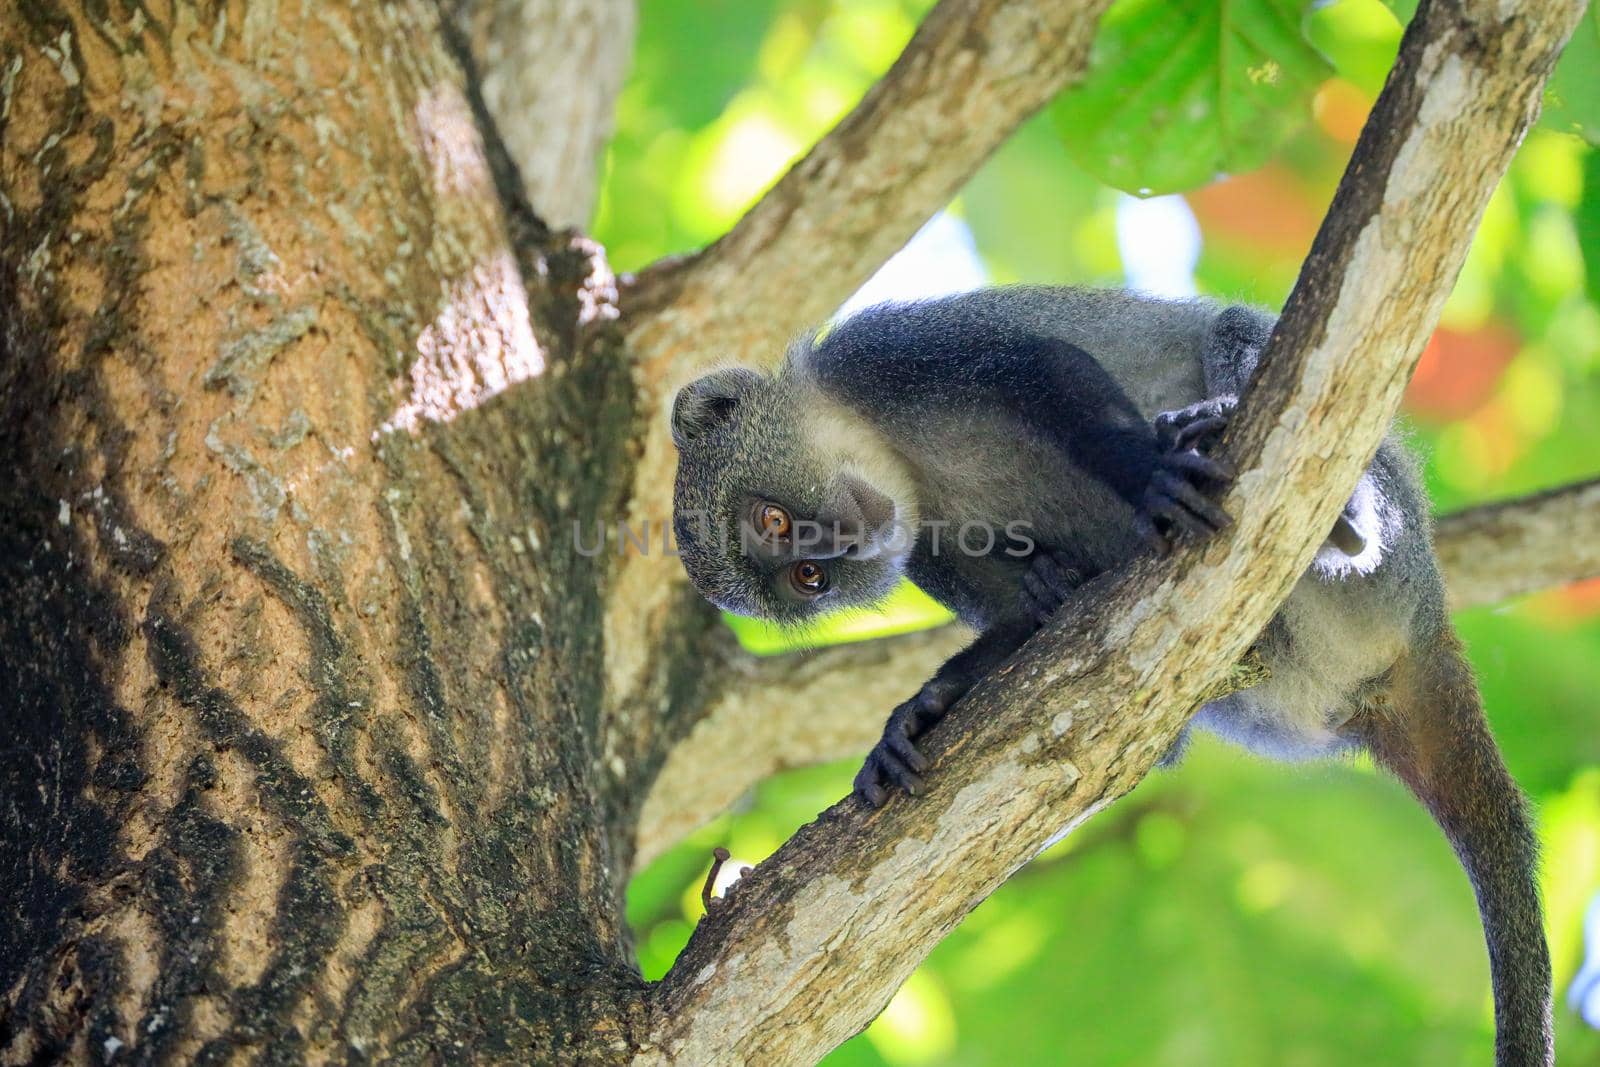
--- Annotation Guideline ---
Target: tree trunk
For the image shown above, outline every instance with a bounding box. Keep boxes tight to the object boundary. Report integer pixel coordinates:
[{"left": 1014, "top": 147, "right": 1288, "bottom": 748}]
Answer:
[{"left": 0, "top": 1, "right": 646, "bottom": 1060}]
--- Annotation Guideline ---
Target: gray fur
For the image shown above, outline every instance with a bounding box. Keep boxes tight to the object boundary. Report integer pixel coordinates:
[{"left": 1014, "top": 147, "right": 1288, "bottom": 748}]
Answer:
[
  {"left": 674, "top": 287, "right": 1443, "bottom": 758},
  {"left": 670, "top": 286, "right": 1548, "bottom": 1064}
]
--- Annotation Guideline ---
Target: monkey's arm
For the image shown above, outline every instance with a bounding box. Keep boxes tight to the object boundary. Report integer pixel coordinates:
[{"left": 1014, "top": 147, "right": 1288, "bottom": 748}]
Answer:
[
  {"left": 857, "top": 540, "right": 1107, "bottom": 805},
  {"left": 854, "top": 617, "right": 1038, "bottom": 806},
  {"left": 814, "top": 318, "right": 1234, "bottom": 548},
  {"left": 955, "top": 336, "right": 1237, "bottom": 552},
  {"left": 991, "top": 337, "right": 1235, "bottom": 537}
]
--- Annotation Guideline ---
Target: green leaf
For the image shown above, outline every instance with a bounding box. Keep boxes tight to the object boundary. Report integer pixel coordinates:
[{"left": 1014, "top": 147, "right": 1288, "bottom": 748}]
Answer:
[
  {"left": 1543, "top": 7, "right": 1600, "bottom": 145},
  {"left": 632, "top": 0, "right": 790, "bottom": 129},
  {"left": 1582, "top": 150, "right": 1600, "bottom": 303},
  {"left": 1304, "top": 0, "right": 1405, "bottom": 96},
  {"left": 1374, "top": 0, "right": 1418, "bottom": 24},
  {"left": 1050, "top": 0, "right": 1332, "bottom": 196},
  {"left": 722, "top": 579, "right": 951, "bottom": 655}
]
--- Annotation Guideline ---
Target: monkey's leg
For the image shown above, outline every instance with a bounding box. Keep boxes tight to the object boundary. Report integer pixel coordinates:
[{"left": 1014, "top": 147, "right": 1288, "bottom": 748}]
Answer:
[
  {"left": 1346, "top": 633, "right": 1553, "bottom": 1067},
  {"left": 1200, "top": 304, "right": 1275, "bottom": 396}
]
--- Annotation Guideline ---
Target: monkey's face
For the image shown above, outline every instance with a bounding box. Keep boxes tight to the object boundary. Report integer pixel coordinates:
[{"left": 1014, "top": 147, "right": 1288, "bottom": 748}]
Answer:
[{"left": 670, "top": 367, "right": 911, "bottom": 628}]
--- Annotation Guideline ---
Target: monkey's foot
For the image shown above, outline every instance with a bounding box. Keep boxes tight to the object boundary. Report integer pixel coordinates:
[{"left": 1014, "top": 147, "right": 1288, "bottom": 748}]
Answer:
[
  {"left": 1020, "top": 547, "right": 1098, "bottom": 627},
  {"left": 1141, "top": 398, "right": 1238, "bottom": 553},
  {"left": 855, "top": 686, "right": 955, "bottom": 807},
  {"left": 1155, "top": 395, "right": 1234, "bottom": 450}
]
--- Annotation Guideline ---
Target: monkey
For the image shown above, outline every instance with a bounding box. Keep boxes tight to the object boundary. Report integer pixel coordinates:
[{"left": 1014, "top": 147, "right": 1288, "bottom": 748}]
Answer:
[{"left": 669, "top": 286, "right": 1551, "bottom": 1066}]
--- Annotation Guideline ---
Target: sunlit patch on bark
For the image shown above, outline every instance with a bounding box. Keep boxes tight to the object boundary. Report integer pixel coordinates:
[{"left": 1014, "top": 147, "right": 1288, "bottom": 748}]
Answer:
[
  {"left": 380, "top": 254, "right": 545, "bottom": 435},
  {"left": 415, "top": 87, "right": 492, "bottom": 199},
  {"left": 570, "top": 235, "right": 621, "bottom": 325}
]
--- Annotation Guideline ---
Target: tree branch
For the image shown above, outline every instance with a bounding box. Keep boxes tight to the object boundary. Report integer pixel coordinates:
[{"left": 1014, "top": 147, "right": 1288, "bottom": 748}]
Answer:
[
  {"left": 632, "top": 475, "right": 1600, "bottom": 867},
  {"left": 635, "top": 625, "right": 969, "bottom": 867},
  {"left": 633, "top": 0, "right": 1585, "bottom": 1060},
  {"left": 453, "top": 0, "right": 635, "bottom": 228},
  {"left": 1439, "top": 476, "right": 1600, "bottom": 610},
  {"left": 623, "top": 0, "right": 1113, "bottom": 392}
]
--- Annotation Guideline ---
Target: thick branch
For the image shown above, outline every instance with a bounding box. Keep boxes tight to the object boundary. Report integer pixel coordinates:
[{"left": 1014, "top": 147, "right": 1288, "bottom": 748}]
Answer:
[
  {"left": 634, "top": 0, "right": 1584, "bottom": 1061},
  {"left": 624, "top": 0, "right": 1112, "bottom": 392},
  {"left": 633, "top": 475, "right": 1600, "bottom": 867}
]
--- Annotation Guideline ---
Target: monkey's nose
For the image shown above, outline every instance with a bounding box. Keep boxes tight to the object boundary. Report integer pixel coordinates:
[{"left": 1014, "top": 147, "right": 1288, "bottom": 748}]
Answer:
[
  {"left": 807, "top": 524, "right": 862, "bottom": 561},
  {"left": 851, "top": 479, "right": 898, "bottom": 538}
]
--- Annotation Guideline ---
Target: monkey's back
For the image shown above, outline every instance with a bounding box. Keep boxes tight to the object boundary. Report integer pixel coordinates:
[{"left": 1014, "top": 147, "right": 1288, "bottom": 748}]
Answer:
[{"left": 815, "top": 288, "right": 1450, "bottom": 759}]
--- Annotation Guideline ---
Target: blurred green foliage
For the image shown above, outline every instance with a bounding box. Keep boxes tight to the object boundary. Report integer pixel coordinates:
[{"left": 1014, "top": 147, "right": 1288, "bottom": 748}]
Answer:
[
  {"left": 601, "top": 1, "right": 1600, "bottom": 1062},
  {"left": 1051, "top": 0, "right": 1332, "bottom": 195}
]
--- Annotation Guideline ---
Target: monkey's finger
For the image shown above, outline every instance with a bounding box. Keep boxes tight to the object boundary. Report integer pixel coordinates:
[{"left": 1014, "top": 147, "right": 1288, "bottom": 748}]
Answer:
[
  {"left": 1134, "top": 511, "right": 1171, "bottom": 556},
  {"left": 874, "top": 746, "right": 925, "bottom": 795},
  {"left": 1020, "top": 581, "right": 1047, "bottom": 624},
  {"left": 856, "top": 783, "right": 888, "bottom": 808},
  {"left": 1021, "top": 587, "right": 1053, "bottom": 628},
  {"left": 1153, "top": 471, "right": 1234, "bottom": 532},
  {"left": 1028, "top": 563, "right": 1065, "bottom": 605},
  {"left": 1150, "top": 494, "right": 1215, "bottom": 541},
  {"left": 1036, "top": 553, "right": 1083, "bottom": 597},
  {"left": 853, "top": 765, "right": 889, "bottom": 808},
  {"left": 1163, "top": 448, "right": 1236, "bottom": 484},
  {"left": 1023, "top": 569, "right": 1059, "bottom": 616},
  {"left": 886, "top": 729, "right": 929, "bottom": 774},
  {"left": 1023, "top": 568, "right": 1046, "bottom": 600},
  {"left": 1173, "top": 414, "right": 1230, "bottom": 452}
]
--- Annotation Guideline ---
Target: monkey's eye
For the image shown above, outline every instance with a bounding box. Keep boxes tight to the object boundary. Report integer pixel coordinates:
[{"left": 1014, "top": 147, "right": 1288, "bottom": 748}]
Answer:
[
  {"left": 757, "top": 503, "right": 792, "bottom": 539},
  {"left": 790, "top": 561, "right": 828, "bottom": 595}
]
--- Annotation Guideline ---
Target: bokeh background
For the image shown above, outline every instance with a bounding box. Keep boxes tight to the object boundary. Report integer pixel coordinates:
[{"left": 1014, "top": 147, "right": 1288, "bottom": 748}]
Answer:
[{"left": 601, "top": 1, "right": 1600, "bottom": 1062}]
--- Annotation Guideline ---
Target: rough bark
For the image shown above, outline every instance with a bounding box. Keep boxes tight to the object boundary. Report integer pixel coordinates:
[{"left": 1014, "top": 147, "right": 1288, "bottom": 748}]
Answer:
[
  {"left": 0, "top": 0, "right": 643, "bottom": 1060},
  {"left": 637, "top": 0, "right": 1586, "bottom": 1060},
  {"left": 634, "top": 479, "right": 1600, "bottom": 868}
]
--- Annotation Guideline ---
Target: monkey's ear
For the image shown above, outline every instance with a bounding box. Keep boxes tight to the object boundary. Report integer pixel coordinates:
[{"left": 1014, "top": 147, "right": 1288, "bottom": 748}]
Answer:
[{"left": 671, "top": 367, "right": 763, "bottom": 447}]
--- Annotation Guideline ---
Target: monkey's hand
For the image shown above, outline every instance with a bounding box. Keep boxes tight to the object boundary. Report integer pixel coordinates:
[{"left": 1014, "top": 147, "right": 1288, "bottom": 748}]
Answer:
[
  {"left": 1020, "top": 546, "right": 1097, "bottom": 627},
  {"left": 1141, "top": 397, "right": 1238, "bottom": 553},
  {"left": 854, "top": 679, "right": 963, "bottom": 807}
]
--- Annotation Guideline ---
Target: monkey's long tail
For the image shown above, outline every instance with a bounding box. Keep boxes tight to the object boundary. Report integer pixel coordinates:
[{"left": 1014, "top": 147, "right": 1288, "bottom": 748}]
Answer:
[{"left": 1356, "top": 629, "right": 1553, "bottom": 1067}]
